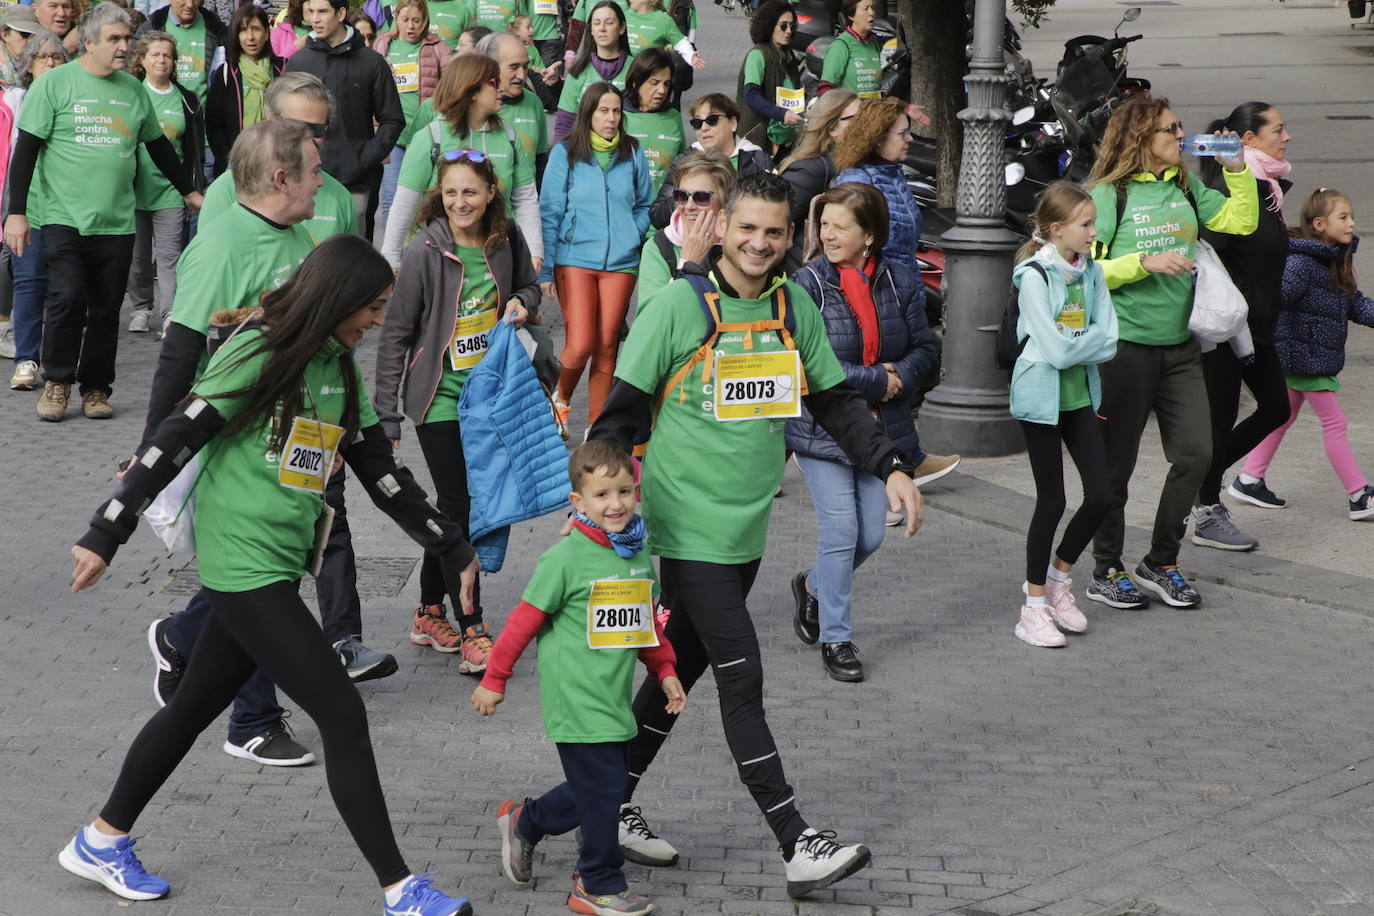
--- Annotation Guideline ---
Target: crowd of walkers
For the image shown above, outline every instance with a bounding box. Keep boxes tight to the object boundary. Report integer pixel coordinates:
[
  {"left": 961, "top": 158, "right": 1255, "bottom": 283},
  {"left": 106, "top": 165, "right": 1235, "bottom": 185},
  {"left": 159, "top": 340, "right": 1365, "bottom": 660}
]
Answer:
[{"left": 6, "top": 0, "right": 1366, "bottom": 913}]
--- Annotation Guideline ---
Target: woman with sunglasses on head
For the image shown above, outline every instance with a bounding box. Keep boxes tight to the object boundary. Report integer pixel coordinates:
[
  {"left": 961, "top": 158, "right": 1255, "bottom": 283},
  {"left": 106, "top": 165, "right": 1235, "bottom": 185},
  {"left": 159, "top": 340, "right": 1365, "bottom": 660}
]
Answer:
[
  {"left": 736, "top": 0, "right": 803, "bottom": 159},
  {"left": 648, "top": 92, "right": 771, "bottom": 229},
  {"left": 636, "top": 149, "right": 732, "bottom": 313},
  {"left": 776, "top": 87, "right": 857, "bottom": 272},
  {"left": 375, "top": 150, "right": 540, "bottom": 675},
  {"left": 621, "top": 46, "right": 683, "bottom": 195},
  {"left": 62, "top": 236, "right": 480, "bottom": 916},
  {"left": 540, "top": 81, "right": 652, "bottom": 428},
  {"left": 554, "top": 0, "right": 630, "bottom": 141},
  {"left": 382, "top": 53, "right": 542, "bottom": 275}
]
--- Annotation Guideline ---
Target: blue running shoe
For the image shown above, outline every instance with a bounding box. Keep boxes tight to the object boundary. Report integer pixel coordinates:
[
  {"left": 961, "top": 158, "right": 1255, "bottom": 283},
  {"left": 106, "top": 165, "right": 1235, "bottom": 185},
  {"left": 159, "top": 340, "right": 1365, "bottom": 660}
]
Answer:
[
  {"left": 57, "top": 828, "right": 170, "bottom": 900},
  {"left": 384, "top": 874, "right": 473, "bottom": 916}
]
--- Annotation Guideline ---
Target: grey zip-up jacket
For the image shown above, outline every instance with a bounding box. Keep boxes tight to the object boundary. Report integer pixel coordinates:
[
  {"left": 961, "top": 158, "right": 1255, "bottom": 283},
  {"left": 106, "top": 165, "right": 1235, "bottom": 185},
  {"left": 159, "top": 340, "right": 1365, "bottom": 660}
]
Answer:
[{"left": 374, "top": 217, "right": 542, "bottom": 440}]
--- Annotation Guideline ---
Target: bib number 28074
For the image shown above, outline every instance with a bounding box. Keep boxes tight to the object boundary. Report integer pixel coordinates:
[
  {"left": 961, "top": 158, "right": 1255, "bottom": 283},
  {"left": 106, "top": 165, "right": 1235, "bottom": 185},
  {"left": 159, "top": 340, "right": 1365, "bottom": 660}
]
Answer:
[{"left": 587, "top": 578, "right": 656, "bottom": 649}]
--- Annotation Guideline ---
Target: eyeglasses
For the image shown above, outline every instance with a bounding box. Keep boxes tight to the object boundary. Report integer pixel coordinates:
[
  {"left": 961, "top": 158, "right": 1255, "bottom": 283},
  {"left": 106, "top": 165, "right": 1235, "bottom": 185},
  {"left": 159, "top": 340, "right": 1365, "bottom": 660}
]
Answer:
[
  {"left": 837, "top": 113, "right": 856, "bottom": 122},
  {"left": 672, "top": 189, "right": 714, "bottom": 206},
  {"left": 306, "top": 121, "right": 327, "bottom": 139},
  {"left": 888, "top": 126, "right": 911, "bottom": 138},
  {"left": 777, "top": 20, "right": 796, "bottom": 31},
  {"left": 442, "top": 149, "right": 489, "bottom": 163},
  {"left": 1155, "top": 121, "right": 1184, "bottom": 135},
  {"left": 487, "top": 77, "right": 500, "bottom": 88},
  {"left": 689, "top": 113, "right": 726, "bottom": 130},
  {"left": 32, "top": 52, "right": 64, "bottom": 62}
]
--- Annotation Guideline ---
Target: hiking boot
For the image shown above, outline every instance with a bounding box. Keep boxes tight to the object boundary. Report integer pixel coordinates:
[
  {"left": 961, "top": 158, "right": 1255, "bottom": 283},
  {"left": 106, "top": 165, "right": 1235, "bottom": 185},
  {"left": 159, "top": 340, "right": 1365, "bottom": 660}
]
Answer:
[
  {"left": 128, "top": 310, "right": 151, "bottom": 333},
  {"left": 1042, "top": 578, "right": 1088, "bottom": 633},
  {"left": 1134, "top": 558, "right": 1201, "bottom": 608},
  {"left": 9, "top": 359, "right": 37, "bottom": 390},
  {"left": 568, "top": 873, "right": 655, "bottom": 915},
  {"left": 821, "top": 641, "right": 863, "bottom": 682},
  {"left": 618, "top": 805, "right": 678, "bottom": 866},
  {"left": 910, "top": 453, "right": 960, "bottom": 487},
  {"left": 223, "top": 716, "right": 316, "bottom": 766},
  {"left": 1086, "top": 567, "right": 1150, "bottom": 610},
  {"left": 82, "top": 389, "right": 114, "bottom": 419},
  {"left": 784, "top": 828, "right": 871, "bottom": 898},
  {"left": 146, "top": 618, "right": 184, "bottom": 707},
  {"left": 497, "top": 798, "right": 536, "bottom": 886},
  {"left": 1190, "top": 503, "right": 1258, "bottom": 551},
  {"left": 58, "top": 828, "right": 170, "bottom": 901},
  {"left": 409, "top": 604, "right": 462, "bottom": 653},
  {"left": 1350, "top": 485, "right": 1374, "bottom": 520},
  {"left": 790, "top": 570, "right": 819, "bottom": 645},
  {"left": 1013, "top": 602, "right": 1066, "bottom": 648},
  {"left": 36, "top": 380, "right": 69, "bottom": 421},
  {"left": 334, "top": 635, "right": 398, "bottom": 682},
  {"left": 458, "top": 622, "right": 494, "bottom": 674},
  {"left": 1228, "top": 476, "right": 1286, "bottom": 509}
]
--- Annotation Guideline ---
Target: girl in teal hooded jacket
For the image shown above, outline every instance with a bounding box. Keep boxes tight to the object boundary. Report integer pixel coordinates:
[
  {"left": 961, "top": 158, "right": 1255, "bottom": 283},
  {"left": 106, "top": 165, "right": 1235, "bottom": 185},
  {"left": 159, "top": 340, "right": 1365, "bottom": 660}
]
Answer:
[{"left": 1009, "top": 181, "right": 1118, "bottom": 650}]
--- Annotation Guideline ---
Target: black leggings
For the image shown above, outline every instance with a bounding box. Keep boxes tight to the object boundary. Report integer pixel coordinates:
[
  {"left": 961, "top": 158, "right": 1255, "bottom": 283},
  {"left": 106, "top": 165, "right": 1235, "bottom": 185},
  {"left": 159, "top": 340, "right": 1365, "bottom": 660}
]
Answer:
[
  {"left": 99, "top": 580, "right": 409, "bottom": 887},
  {"left": 1198, "top": 342, "right": 1291, "bottom": 505},
  {"left": 626, "top": 558, "right": 807, "bottom": 847},
  {"left": 1021, "top": 407, "right": 1111, "bottom": 586},
  {"left": 414, "top": 420, "right": 481, "bottom": 624}
]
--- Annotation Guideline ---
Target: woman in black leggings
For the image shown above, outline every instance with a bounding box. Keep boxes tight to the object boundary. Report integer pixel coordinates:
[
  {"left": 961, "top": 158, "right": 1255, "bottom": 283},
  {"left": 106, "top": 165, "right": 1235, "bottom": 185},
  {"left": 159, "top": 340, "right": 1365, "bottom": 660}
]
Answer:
[{"left": 62, "top": 237, "right": 479, "bottom": 916}]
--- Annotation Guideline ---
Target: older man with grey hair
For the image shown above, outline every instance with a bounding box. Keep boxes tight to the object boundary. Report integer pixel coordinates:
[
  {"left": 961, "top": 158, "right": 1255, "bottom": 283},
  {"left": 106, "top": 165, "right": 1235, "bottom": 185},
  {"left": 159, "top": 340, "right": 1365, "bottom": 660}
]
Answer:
[
  {"left": 478, "top": 29, "right": 550, "bottom": 184},
  {"left": 4, "top": 3, "right": 202, "bottom": 422}
]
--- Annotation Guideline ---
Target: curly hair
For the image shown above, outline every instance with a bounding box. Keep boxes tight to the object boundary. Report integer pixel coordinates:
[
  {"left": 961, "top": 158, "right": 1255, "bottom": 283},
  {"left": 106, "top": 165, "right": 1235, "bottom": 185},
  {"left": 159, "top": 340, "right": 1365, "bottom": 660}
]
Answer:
[
  {"left": 431, "top": 53, "right": 503, "bottom": 138},
  {"left": 416, "top": 155, "right": 510, "bottom": 253},
  {"left": 749, "top": 0, "right": 795, "bottom": 47},
  {"left": 831, "top": 96, "right": 904, "bottom": 173},
  {"left": 128, "top": 29, "right": 174, "bottom": 81},
  {"left": 1088, "top": 94, "right": 1191, "bottom": 195}
]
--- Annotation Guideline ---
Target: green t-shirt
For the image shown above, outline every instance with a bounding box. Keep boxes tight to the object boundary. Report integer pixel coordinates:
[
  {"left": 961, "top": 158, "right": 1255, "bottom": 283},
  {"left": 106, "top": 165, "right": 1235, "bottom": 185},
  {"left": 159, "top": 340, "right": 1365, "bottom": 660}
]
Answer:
[
  {"left": 1056, "top": 277, "right": 1091, "bottom": 411},
  {"left": 531, "top": 1, "right": 560, "bottom": 40},
  {"left": 200, "top": 167, "right": 359, "bottom": 241},
  {"left": 501, "top": 88, "right": 551, "bottom": 158},
  {"left": 742, "top": 47, "right": 799, "bottom": 146},
  {"left": 623, "top": 8, "right": 684, "bottom": 56},
  {"left": 191, "top": 330, "right": 380, "bottom": 592},
  {"left": 522, "top": 529, "right": 661, "bottom": 743},
  {"left": 616, "top": 273, "right": 847, "bottom": 563},
  {"left": 20, "top": 63, "right": 163, "bottom": 235},
  {"left": 422, "top": 244, "right": 499, "bottom": 423},
  {"left": 623, "top": 108, "right": 683, "bottom": 194},
  {"left": 169, "top": 12, "right": 210, "bottom": 102},
  {"left": 1287, "top": 374, "right": 1339, "bottom": 392},
  {"left": 397, "top": 117, "right": 534, "bottom": 215},
  {"left": 386, "top": 38, "right": 424, "bottom": 147},
  {"left": 557, "top": 55, "right": 628, "bottom": 114},
  {"left": 134, "top": 82, "right": 185, "bottom": 212},
  {"left": 635, "top": 233, "right": 676, "bottom": 313},
  {"left": 428, "top": 0, "right": 474, "bottom": 49},
  {"left": 473, "top": 0, "right": 525, "bottom": 31},
  {"left": 819, "top": 30, "right": 881, "bottom": 99}
]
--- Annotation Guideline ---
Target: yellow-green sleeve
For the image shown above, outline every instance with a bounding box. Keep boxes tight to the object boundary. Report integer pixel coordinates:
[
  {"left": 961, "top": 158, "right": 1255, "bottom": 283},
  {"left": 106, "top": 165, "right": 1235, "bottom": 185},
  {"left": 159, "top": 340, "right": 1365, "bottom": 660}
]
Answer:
[{"left": 1202, "top": 165, "right": 1260, "bottom": 236}]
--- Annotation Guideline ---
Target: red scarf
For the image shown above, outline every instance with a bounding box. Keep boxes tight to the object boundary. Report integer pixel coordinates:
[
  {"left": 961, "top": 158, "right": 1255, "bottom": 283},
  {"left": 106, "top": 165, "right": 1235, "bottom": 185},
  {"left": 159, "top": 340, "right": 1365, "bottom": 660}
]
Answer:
[{"left": 837, "top": 258, "right": 879, "bottom": 366}]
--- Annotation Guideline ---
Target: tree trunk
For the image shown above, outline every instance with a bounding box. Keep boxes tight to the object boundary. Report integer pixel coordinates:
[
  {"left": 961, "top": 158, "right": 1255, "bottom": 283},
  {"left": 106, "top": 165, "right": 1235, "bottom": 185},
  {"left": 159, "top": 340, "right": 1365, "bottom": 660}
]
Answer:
[{"left": 904, "top": 0, "right": 969, "bottom": 208}]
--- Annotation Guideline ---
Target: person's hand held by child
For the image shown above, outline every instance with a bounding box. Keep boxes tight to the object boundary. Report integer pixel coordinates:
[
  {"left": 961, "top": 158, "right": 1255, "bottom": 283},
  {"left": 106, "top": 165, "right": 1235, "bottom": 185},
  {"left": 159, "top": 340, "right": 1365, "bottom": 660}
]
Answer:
[
  {"left": 661, "top": 676, "right": 686, "bottom": 714},
  {"left": 472, "top": 685, "right": 504, "bottom": 715}
]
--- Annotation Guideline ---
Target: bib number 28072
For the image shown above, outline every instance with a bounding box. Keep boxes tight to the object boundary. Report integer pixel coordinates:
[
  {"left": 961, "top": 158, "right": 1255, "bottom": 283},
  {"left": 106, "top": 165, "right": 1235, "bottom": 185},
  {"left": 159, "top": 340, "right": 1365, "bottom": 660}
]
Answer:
[{"left": 279, "top": 416, "right": 345, "bottom": 494}]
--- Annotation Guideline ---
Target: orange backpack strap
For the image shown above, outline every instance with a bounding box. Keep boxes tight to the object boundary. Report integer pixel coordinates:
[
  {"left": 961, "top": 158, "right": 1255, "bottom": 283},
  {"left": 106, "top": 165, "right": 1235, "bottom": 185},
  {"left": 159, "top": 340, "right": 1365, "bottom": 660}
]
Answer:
[{"left": 657, "top": 286, "right": 722, "bottom": 410}]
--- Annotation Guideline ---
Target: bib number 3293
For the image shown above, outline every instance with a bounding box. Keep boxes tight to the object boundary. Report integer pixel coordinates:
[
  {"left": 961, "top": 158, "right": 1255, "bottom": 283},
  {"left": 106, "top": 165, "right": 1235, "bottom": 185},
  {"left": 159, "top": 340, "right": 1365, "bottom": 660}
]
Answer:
[
  {"left": 279, "top": 416, "right": 345, "bottom": 494},
  {"left": 587, "top": 578, "right": 656, "bottom": 649},
  {"left": 449, "top": 309, "right": 498, "bottom": 370},
  {"left": 713, "top": 350, "right": 802, "bottom": 422}
]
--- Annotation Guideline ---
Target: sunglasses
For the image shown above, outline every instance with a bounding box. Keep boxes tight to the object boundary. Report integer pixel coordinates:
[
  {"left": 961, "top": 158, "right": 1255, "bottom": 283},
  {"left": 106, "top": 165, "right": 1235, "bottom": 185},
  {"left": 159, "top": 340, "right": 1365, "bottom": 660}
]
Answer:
[
  {"left": 777, "top": 20, "right": 796, "bottom": 30},
  {"left": 442, "top": 149, "right": 489, "bottom": 163},
  {"left": 306, "top": 121, "right": 327, "bottom": 139},
  {"left": 672, "top": 189, "right": 714, "bottom": 206},
  {"left": 689, "top": 113, "right": 727, "bottom": 130},
  {"left": 1155, "top": 121, "right": 1184, "bottom": 135}
]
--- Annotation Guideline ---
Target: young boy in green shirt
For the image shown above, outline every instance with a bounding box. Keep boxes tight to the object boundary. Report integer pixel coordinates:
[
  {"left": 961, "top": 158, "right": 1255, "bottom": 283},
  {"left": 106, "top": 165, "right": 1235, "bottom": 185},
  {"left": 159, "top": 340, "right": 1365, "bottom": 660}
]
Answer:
[{"left": 473, "top": 439, "right": 686, "bottom": 916}]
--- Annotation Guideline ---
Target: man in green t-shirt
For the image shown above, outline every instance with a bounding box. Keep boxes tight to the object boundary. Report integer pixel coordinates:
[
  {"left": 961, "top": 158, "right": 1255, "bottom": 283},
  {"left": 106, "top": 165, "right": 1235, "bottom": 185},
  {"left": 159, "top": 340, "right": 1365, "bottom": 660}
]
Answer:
[
  {"left": 587, "top": 172, "right": 923, "bottom": 898},
  {"left": 480, "top": 31, "right": 550, "bottom": 182},
  {"left": 4, "top": 4, "right": 203, "bottom": 423}
]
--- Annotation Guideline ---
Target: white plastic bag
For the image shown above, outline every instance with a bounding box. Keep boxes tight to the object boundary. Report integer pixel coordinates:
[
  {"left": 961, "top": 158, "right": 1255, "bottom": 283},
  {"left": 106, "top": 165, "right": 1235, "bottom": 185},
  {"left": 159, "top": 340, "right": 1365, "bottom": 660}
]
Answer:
[
  {"left": 144, "top": 456, "right": 199, "bottom": 554},
  {"left": 1189, "top": 239, "right": 1249, "bottom": 344}
]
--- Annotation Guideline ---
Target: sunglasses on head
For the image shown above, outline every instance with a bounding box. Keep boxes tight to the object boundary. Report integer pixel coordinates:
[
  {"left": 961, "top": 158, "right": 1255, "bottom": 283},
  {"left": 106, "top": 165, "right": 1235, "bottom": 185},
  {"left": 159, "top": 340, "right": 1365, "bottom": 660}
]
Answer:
[
  {"left": 442, "top": 149, "right": 489, "bottom": 163},
  {"left": 689, "top": 113, "right": 726, "bottom": 130},
  {"left": 672, "top": 189, "right": 714, "bottom": 206}
]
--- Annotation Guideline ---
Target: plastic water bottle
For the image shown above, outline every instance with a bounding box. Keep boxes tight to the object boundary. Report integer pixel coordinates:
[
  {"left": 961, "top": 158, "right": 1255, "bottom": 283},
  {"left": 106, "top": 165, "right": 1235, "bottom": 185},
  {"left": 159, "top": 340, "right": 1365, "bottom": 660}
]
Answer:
[{"left": 1181, "top": 134, "right": 1242, "bottom": 157}]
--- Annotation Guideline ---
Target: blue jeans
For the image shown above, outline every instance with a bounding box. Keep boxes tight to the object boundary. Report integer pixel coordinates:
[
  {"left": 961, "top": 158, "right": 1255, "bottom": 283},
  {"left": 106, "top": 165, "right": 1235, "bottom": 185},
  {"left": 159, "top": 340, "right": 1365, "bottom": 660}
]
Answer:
[
  {"left": 9, "top": 229, "right": 45, "bottom": 363},
  {"left": 379, "top": 145, "right": 405, "bottom": 237},
  {"left": 519, "top": 741, "right": 628, "bottom": 895},
  {"left": 796, "top": 454, "right": 889, "bottom": 644}
]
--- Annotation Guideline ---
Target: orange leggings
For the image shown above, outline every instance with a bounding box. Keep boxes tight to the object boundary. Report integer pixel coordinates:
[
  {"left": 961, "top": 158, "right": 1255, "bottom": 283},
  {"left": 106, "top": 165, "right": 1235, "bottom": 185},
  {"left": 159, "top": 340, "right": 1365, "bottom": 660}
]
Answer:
[{"left": 554, "top": 265, "right": 638, "bottom": 424}]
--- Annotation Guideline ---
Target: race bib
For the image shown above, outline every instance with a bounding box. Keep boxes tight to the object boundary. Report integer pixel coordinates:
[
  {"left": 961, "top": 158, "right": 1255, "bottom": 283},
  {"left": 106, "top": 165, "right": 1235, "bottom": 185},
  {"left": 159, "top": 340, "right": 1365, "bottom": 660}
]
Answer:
[
  {"left": 393, "top": 60, "right": 420, "bottom": 93},
  {"left": 278, "top": 415, "right": 345, "bottom": 494},
  {"left": 713, "top": 350, "right": 802, "bottom": 421},
  {"left": 587, "top": 578, "right": 656, "bottom": 649},
  {"left": 775, "top": 85, "right": 804, "bottom": 112},
  {"left": 534, "top": 0, "right": 557, "bottom": 14},
  {"left": 448, "top": 309, "right": 497, "bottom": 370},
  {"left": 1056, "top": 304, "right": 1086, "bottom": 335}
]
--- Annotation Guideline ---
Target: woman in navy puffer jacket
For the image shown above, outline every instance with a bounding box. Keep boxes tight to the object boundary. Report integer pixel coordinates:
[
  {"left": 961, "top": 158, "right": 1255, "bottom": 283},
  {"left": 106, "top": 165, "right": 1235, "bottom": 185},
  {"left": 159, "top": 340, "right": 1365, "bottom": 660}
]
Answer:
[
  {"left": 830, "top": 96, "right": 920, "bottom": 272},
  {"left": 784, "top": 183, "right": 936, "bottom": 684}
]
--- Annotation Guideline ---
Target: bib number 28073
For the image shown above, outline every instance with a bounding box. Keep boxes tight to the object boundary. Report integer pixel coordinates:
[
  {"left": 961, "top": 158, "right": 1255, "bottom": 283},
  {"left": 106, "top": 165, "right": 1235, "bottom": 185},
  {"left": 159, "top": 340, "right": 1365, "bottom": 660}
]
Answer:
[
  {"left": 713, "top": 350, "right": 802, "bottom": 421},
  {"left": 587, "top": 578, "right": 656, "bottom": 649}
]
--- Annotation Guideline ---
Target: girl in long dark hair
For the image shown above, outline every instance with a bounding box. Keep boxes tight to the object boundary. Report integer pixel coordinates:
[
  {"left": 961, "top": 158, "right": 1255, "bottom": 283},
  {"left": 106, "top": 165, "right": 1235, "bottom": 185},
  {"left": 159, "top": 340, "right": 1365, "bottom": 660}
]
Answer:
[
  {"left": 208, "top": 4, "right": 287, "bottom": 173},
  {"left": 62, "top": 235, "right": 479, "bottom": 916},
  {"left": 555, "top": 0, "right": 631, "bottom": 140},
  {"left": 736, "top": 0, "right": 803, "bottom": 156}
]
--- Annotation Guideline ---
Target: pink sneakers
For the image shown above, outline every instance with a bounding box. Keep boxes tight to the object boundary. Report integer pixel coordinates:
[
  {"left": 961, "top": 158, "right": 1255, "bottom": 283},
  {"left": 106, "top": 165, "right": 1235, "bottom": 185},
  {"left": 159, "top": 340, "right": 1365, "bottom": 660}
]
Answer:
[
  {"left": 458, "top": 622, "right": 494, "bottom": 674},
  {"left": 1014, "top": 603, "right": 1066, "bottom": 648},
  {"left": 1044, "top": 578, "right": 1088, "bottom": 633}
]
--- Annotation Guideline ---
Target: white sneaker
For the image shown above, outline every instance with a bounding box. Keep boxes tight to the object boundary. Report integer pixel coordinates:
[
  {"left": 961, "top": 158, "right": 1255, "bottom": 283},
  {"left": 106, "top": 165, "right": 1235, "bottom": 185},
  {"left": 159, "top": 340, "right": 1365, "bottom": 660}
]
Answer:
[
  {"left": 1041, "top": 579, "right": 1088, "bottom": 633},
  {"left": 1013, "top": 602, "right": 1066, "bottom": 648},
  {"left": 0, "top": 321, "right": 13, "bottom": 358},
  {"left": 618, "top": 805, "right": 679, "bottom": 866},
  {"left": 9, "top": 359, "right": 37, "bottom": 390},
  {"left": 784, "top": 828, "right": 871, "bottom": 898},
  {"left": 128, "top": 311, "right": 151, "bottom": 333}
]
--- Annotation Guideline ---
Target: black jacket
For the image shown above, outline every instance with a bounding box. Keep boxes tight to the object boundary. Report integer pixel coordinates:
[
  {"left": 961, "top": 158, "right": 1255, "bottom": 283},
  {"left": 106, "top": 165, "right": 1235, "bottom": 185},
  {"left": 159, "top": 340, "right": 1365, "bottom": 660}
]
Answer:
[
  {"left": 1202, "top": 173, "right": 1290, "bottom": 347},
  {"left": 172, "top": 81, "right": 208, "bottom": 193},
  {"left": 284, "top": 27, "right": 403, "bottom": 189},
  {"left": 205, "top": 53, "right": 288, "bottom": 174},
  {"left": 143, "top": 7, "right": 227, "bottom": 81},
  {"left": 778, "top": 152, "right": 834, "bottom": 272}
]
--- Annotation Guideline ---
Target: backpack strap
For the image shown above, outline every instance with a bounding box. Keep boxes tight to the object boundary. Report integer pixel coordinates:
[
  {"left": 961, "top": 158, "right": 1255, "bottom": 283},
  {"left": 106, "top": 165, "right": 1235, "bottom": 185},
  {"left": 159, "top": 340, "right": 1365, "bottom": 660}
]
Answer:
[
  {"left": 658, "top": 272, "right": 722, "bottom": 407},
  {"left": 428, "top": 118, "right": 443, "bottom": 166},
  {"left": 654, "top": 231, "right": 680, "bottom": 278}
]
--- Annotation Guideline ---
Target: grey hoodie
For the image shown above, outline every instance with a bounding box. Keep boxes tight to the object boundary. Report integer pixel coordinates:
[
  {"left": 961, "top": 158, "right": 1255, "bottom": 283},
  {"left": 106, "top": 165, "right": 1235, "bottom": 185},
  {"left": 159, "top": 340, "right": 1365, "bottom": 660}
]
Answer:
[{"left": 374, "top": 218, "right": 542, "bottom": 439}]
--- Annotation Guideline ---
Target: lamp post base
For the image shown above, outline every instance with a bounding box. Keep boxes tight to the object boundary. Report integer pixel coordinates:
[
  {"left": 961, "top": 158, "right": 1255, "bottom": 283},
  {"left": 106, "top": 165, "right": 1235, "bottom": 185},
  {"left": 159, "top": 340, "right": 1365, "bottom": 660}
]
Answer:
[{"left": 918, "top": 383, "right": 1024, "bottom": 457}]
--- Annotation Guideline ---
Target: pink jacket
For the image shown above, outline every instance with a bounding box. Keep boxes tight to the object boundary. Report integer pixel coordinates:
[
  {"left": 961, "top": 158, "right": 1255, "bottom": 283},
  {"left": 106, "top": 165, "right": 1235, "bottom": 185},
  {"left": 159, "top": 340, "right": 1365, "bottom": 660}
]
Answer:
[
  {"left": 270, "top": 18, "right": 306, "bottom": 59},
  {"left": 372, "top": 32, "right": 450, "bottom": 100}
]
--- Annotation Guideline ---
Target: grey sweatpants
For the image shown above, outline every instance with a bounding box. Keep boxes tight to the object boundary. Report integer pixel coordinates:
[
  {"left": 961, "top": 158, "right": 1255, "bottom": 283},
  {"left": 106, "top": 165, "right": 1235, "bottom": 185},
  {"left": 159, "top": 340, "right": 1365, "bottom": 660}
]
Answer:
[{"left": 127, "top": 207, "right": 186, "bottom": 321}]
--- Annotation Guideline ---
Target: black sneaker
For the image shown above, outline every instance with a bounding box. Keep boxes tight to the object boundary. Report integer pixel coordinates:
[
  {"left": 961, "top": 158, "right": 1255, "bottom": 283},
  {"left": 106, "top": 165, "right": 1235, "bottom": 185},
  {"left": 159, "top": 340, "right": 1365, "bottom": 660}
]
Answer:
[
  {"left": 1134, "top": 558, "right": 1201, "bottom": 608},
  {"left": 1085, "top": 568, "right": 1150, "bottom": 610},
  {"left": 223, "top": 715, "right": 316, "bottom": 767},
  {"left": 146, "top": 618, "right": 184, "bottom": 708},
  {"left": 821, "top": 642, "right": 863, "bottom": 682},
  {"left": 1228, "top": 476, "right": 1287, "bottom": 509},
  {"left": 1351, "top": 485, "right": 1374, "bottom": 520},
  {"left": 790, "top": 571, "right": 819, "bottom": 645}
]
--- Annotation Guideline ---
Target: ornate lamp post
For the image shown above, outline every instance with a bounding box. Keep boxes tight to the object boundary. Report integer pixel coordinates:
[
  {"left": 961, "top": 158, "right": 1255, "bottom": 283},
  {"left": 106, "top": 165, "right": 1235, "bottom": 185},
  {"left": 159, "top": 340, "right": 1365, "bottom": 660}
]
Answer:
[{"left": 919, "top": 0, "right": 1024, "bottom": 456}]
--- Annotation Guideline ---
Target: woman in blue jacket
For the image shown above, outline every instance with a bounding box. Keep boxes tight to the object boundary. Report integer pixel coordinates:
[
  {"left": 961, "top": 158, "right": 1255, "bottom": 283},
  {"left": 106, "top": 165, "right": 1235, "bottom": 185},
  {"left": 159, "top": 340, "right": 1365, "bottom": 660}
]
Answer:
[
  {"left": 831, "top": 96, "right": 920, "bottom": 273},
  {"left": 1009, "top": 181, "right": 1118, "bottom": 649},
  {"left": 540, "top": 81, "right": 653, "bottom": 427},
  {"left": 784, "top": 183, "right": 936, "bottom": 683}
]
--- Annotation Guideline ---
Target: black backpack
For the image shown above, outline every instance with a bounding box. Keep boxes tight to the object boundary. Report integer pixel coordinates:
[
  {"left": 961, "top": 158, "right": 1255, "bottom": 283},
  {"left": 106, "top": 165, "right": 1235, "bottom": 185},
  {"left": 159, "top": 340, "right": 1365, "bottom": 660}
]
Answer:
[{"left": 994, "top": 261, "right": 1047, "bottom": 371}]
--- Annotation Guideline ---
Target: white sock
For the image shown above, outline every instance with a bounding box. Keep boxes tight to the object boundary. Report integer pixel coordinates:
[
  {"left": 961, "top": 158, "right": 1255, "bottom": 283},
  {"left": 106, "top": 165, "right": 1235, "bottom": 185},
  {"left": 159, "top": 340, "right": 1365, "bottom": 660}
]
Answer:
[
  {"left": 1025, "top": 594, "right": 1047, "bottom": 608},
  {"left": 1352, "top": 487, "right": 1366, "bottom": 501},
  {"left": 1046, "top": 565, "right": 1070, "bottom": 584},
  {"left": 1238, "top": 472, "right": 1261, "bottom": 486},
  {"left": 384, "top": 875, "right": 416, "bottom": 906},
  {"left": 84, "top": 823, "right": 122, "bottom": 849}
]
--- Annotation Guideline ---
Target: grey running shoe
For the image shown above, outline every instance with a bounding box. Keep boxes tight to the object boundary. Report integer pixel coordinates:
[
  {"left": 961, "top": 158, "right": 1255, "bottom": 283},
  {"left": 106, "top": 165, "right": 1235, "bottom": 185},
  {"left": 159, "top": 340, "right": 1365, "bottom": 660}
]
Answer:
[
  {"left": 1134, "top": 558, "right": 1201, "bottom": 608},
  {"left": 334, "top": 635, "right": 398, "bottom": 682},
  {"left": 1228, "top": 476, "right": 1286, "bottom": 509},
  {"left": 496, "top": 799, "right": 536, "bottom": 886},
  {"left": 1190, "top": 503, "right": 1258, "bottom": 551},
  {"left": 617, "top": 805, "right": 678, "bottom": 866},
  {"left": 1085, "top": 568, "right": 1150, "bottom": 610}
]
